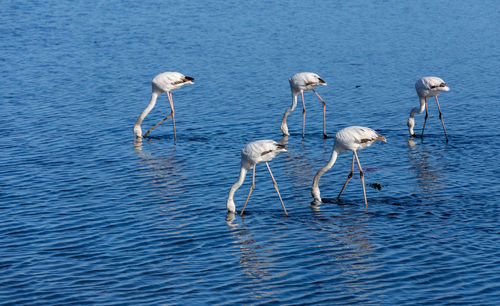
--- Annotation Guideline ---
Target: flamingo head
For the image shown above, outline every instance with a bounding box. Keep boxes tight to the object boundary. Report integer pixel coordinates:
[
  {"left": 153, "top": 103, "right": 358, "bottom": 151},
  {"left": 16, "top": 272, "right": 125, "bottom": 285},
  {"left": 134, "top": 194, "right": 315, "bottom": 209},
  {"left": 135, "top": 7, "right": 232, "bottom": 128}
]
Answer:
[
  {"left": 226, "top": 198, "right": 236, "bottom": 213},
  {"left": 407, "top": 117, "right": 415, "bottom": 136},
  {"left": 431, "top": 82, "right": 450, "bottom": 92},
  {"left": 134, "top": 125, "right": 143, "bottom": 138}
]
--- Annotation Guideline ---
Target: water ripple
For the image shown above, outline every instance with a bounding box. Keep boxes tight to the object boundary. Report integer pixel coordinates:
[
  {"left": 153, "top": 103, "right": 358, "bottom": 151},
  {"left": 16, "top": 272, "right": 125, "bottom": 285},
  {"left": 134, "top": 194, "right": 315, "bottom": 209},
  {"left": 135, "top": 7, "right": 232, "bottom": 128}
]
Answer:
[{"left": 2, "top": 0, "right": 500, "bottom": 305}]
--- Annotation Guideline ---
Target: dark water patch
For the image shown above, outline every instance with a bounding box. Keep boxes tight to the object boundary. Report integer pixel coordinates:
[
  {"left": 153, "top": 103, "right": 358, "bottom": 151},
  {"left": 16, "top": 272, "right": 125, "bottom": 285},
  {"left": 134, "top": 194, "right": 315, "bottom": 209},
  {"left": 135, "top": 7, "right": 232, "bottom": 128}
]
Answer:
[{"left": 186, "top": 135, "right": 211, "bottom": 142}]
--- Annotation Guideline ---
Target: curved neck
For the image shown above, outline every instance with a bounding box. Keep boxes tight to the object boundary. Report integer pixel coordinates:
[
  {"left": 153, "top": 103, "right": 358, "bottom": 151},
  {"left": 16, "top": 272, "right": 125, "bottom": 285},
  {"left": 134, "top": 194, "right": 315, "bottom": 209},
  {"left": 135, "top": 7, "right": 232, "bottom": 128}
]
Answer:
[
  {"left": 311, "top": 149, "right": 339, "bottom": 200},
  {"left": 282, "top": 92, "right": 298, "bottom": 119},
  {"left": 227, "top": 167, "right": 248, "bottom": 211},
  {"left": 410, "top": 96, "right": 426, "bottom": 118},
  {"left": 280, "top": 92, "right": 299, "bottom": 134},
  {"left": 286, "top": 92, "right": 299, "bottom": 114},
  {"left": 135, "top": 92, "right": 160, "bottom": 128}
]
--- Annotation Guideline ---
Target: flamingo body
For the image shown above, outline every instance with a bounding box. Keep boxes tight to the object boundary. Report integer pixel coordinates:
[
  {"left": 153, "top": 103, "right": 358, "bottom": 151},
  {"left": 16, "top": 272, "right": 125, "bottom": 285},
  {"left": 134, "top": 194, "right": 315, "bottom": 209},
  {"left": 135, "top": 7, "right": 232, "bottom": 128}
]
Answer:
[
  {"left": 333, "top": 126, "right": 383, "bottom": 153},
  {"left": 289, "top": 72, "right": 327, "bottom": 92},
  {"left": 152, "top": 72, "right": 194, "bottom": 92},
  {"left": 281, "top": 72, "right": 328, "bottom": 138},
  {"left": 415, "top": 76, "right": 450, "bottom": 98},
  {"left": 240, "top": 140, "right": 285, "bottom": 170},
  {"left": 134, "top": 72, "right": 194, "bottom": 139},
  {"left": 407, "top": 76, "right": 450, "bottom": 140},
  {"left": 227, "top": 140, "right": 288, "bottom": 215},
  {"left": 311, "top": 126, "right": 386, "bottom": 207}
]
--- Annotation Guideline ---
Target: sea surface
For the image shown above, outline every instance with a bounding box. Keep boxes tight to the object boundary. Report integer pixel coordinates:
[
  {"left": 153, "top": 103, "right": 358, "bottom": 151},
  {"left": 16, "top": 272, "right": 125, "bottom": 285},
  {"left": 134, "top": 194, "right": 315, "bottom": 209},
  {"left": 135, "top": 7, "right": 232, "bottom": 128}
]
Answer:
[{"left": 1, "top": 0, "right": 499, "bottom": 304}]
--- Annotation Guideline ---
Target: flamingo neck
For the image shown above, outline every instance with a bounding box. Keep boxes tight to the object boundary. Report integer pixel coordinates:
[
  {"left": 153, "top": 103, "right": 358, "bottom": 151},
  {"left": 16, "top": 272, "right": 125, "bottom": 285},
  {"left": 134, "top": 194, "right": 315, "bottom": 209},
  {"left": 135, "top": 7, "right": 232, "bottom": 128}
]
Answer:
[
  {"left": 285, "top": 92, "right": 299, "bottom": 115},
  {"left": 134, "top": 91, "right": 160, "bottom": 136},
  {"left": 407, "top": 96, "right": 427, "bottom": 135},
  {"left": 291, "top": 90, "right": 299, "bottom": 107},
  {"left": 409, "top": 96, "right": 426, "bottom": 118},
  {"left": 280, "top": 92, "right": 299, "bottom": 134},
  {"left": 311, "top": 149, "right": 339, "bottom": 203},
  {"left": 227, "top": 167, "right": 248, "bottom": 212}
]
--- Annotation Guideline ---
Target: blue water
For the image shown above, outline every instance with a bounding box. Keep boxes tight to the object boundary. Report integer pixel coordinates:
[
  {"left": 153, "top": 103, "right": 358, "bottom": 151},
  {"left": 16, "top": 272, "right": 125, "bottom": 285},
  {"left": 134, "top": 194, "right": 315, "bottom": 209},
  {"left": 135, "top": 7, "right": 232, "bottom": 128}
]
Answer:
[{"left": 1, "top": 0, "right": 499, "bottom": 304}]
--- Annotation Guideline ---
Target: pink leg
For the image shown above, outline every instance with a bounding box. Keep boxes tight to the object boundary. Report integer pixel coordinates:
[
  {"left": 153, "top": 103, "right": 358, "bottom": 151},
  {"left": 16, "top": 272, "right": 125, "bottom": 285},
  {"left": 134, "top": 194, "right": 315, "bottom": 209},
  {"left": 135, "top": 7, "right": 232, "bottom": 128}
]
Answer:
[
  {"left": 435, "top": 96, "right": 448, "bottom": 142},
  {"left": 143, "top": 113, "right": 173, "bottom": 138},
  {"left": 312, "top": 89, "right": 328, "bottom": 138},
  {"left": 337, "top": 153, "right": 355, "bottom": 200},
  {"left": 421, "top": 99, "right": 428, "bottom": 138},
  {"left": 265, "top": 162, "right": 287, "bottom": 216},
  {"left": 354, "top": 151, "right": 368, "bottom": 209},
  {"left": 167, "top": 91, "right": 176, "bottom": 142},
  {"left": 240, "top": 166, "right": 256, "bottom": 215},
  {"left": 301, "top": 91, "right": 306, "bottom": 138}
]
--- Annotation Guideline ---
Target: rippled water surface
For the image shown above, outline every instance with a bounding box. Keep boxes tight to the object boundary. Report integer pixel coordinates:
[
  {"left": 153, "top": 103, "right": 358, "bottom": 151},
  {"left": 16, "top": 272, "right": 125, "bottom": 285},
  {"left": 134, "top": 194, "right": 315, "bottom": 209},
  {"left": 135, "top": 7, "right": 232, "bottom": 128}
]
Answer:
[{"left": 2, "top": 1, "right": 499, "bottom": 304}]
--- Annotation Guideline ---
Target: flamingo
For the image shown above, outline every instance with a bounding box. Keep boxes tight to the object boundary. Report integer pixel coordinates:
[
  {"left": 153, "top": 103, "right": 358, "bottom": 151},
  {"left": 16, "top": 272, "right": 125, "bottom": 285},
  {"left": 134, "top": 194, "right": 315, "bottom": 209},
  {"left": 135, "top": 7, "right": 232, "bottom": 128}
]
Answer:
[
  {"left": 407, "top": 76, "right": 450, "bottom": 141},
  {"left": 226, "top": 140, "right": 288, "bottom": 216},
  {"left": 134, "top": 72, "right": 194, "bottom": 140},
  {"left": 280, "top": 72, "right": 328, "bottom": 138},
  {"left": 311, "top": 126, "right": 386, "bottom": 208}
]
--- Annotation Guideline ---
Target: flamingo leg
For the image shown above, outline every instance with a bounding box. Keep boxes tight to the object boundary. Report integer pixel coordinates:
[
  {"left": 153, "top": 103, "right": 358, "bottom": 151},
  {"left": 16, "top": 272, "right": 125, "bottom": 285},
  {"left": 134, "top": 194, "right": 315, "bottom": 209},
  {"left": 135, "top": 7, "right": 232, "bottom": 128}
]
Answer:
[
  {"left": 167, "top": 91, "right": 176, "bottom": 142},
  {"left": 265, "top": 162, "right": 287, "bottom": 216},
  {"left": 337, "top": 152, "right": 355, "bottom": 200},
  {"left": 312, "top": 89, "right": 328, "bottom": 138},
  {"left": 353, "top": 151, "right": 368, "bottom": 209},
  {"left": 143, "top": 113, "right": 173, "bottom": 138},
  {"left": 421, "top": 99, "right": 428, "bottom": 138},
  {"left": 301, "top": 91, "right": 306, "bottom": 138},
  {"left": 240, "top": 166, "right": 256, "bottom": 215},
  {"left": 435, "top": 96, "right": 448, "bottom": 142}
]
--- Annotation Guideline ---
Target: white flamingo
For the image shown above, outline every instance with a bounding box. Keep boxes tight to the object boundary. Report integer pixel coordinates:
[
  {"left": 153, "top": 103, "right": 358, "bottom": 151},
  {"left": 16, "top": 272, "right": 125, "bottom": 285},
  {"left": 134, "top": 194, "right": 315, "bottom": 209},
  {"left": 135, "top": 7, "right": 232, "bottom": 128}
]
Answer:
[
  {"left": 407, "top": 76, "right": 450, "bottom": 141},
  {"left": 134, "top": 72, "right": 194, "bottom": 140},
  {"left": 311, "top": 126, "right": 386, "bottom": 208},
  {"left": 227, "top": 140, "right": 288, "bottom": 216},
  {"left": 280, "top": 72, "right": 328, "bottom": 138}
]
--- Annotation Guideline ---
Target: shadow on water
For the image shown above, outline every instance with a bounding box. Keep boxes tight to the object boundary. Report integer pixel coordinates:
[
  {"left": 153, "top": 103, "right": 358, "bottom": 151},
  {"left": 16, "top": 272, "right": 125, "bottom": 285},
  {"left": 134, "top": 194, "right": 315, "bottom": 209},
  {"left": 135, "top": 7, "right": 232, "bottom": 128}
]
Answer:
[
  {"left": 305, "top": 204, "right": 377, "bottom": 297},
  {"left": 134, "top": 138, "right": 177, "bottom": 169},
  {"left": 225, "top": 201, "right": 377, "bottom": 300},
  {"left": 316, "top": 198, "right": 360, "bottom": 206},
  {"left": 407, "top": 138, "right": 448, "bottom": 196},
  {"left": 140, "top": 132, "right": 175, "bottom": 141},
  {"left": 224, "top": 212, "right": 280, "bottom": 300},
  {"left": 133, "top": 138, "right": 188, "bottom": 202}
]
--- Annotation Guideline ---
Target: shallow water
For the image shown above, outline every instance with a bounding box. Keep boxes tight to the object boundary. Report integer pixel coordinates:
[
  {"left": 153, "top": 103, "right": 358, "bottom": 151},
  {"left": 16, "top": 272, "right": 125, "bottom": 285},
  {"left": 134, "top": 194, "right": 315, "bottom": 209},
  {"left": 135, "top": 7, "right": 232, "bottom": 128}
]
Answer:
[{"left": 1, "top": 0, "right": 499, "bottom": 304}]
